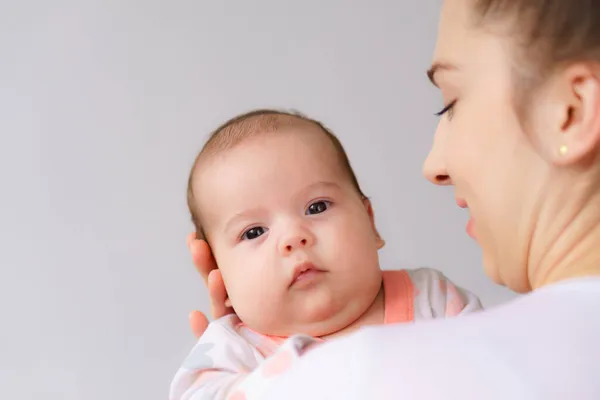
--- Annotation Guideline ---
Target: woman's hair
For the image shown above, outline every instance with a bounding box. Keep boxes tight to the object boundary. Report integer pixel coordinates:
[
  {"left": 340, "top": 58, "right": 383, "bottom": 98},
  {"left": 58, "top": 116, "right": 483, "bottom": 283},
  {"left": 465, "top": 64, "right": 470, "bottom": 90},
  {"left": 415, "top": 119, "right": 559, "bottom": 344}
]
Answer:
[{"left": 473, "top": 0, "right": 600, "bottom": 80}]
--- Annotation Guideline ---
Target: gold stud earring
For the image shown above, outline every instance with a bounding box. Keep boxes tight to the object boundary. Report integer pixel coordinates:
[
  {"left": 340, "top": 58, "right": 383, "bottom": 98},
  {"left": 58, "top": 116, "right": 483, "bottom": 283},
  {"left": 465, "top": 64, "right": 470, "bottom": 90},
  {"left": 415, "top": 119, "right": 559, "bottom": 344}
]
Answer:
[{"left": 559, "top": 145, "right": 568, "bottom": 156}]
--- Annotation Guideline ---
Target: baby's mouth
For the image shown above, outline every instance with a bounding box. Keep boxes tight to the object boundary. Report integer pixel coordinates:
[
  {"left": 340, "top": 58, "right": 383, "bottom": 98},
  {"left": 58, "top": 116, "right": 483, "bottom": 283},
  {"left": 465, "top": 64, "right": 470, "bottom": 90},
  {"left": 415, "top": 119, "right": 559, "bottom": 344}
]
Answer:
[{"left": 289, "top": 261, "right": 325, "bottom": 288}]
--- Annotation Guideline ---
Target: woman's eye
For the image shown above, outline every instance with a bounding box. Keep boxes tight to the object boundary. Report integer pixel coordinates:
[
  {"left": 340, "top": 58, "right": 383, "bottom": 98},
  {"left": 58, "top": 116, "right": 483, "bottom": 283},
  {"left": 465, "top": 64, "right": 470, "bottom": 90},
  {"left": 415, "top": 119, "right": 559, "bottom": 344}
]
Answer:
[
  {"left": 435, "top": 99, "right": 457, "bottom": 120},
  {"left": 306, "top": 201, "right": 330, "bottom": 215},
  {"left": 241, "top": 227, "right": 267, "bottom": 240}
]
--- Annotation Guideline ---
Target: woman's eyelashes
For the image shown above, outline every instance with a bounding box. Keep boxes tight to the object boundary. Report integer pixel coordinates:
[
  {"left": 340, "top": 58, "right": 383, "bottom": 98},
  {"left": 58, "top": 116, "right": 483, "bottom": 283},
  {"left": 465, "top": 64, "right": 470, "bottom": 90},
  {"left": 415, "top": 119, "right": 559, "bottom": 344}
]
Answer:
[{"left": 435, "top": 99, "right": 457, "bottom": 120}]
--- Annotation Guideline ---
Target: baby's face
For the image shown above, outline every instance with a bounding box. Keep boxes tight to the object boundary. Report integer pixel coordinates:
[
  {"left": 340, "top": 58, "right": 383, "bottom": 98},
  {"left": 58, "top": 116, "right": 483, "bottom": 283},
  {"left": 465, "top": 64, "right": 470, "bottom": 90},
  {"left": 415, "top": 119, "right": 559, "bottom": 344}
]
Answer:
[{"left": 193, "top": 127, "right": 383, "bottom": 337}]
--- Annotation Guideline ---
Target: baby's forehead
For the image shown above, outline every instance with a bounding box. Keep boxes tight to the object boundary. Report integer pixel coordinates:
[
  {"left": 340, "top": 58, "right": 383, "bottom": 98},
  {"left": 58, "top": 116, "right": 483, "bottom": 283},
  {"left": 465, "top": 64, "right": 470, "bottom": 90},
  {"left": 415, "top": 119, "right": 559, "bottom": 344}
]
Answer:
[
  {"left": 194, "top": 138, "right": 350, "bottom": 227},
  {"left": 198, "top": 118, "right": 344, "bottom": 173},
  {"left": 199, "top": 129, "right": 345, "bottom": 182},
  {"left": 194, "top": 133, "right": 349, "bottom": 202},
  {"left": 188, "top": 111, "right": 362, "bottom": 227}
]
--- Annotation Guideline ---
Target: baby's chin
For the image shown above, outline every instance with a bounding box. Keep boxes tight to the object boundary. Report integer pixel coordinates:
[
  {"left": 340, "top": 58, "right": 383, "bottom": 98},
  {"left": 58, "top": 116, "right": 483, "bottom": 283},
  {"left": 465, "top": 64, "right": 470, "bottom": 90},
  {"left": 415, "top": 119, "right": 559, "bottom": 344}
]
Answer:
[{"left": 244, "top": 294, "right": 376, "bottom": 338}]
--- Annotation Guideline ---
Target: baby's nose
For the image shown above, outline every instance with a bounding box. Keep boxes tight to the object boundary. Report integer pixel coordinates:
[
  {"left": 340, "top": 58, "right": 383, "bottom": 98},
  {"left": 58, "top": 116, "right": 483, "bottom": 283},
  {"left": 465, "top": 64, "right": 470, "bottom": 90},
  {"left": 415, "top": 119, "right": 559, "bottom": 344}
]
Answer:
[{"left": 280, "top": 233, "right": 313, "bottom": 255}]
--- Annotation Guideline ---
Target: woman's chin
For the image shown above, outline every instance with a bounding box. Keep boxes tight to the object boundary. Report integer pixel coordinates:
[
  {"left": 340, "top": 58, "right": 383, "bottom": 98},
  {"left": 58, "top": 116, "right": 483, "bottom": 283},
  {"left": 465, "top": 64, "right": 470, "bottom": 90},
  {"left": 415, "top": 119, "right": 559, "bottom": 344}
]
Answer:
[{"left": 466, "top": 217, "right": 477, "bottom": 239}]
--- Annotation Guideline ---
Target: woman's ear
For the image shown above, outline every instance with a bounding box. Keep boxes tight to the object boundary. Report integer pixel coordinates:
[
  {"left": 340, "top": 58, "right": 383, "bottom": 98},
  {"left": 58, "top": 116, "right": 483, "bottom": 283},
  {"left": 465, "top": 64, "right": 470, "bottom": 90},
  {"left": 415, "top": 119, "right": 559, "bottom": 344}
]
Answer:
[
  {"left": 363, "top": 198, "right": 385, "bottom": 249},
  {"left": 539, "top": 63, "right": 600, "bottom": 166}
]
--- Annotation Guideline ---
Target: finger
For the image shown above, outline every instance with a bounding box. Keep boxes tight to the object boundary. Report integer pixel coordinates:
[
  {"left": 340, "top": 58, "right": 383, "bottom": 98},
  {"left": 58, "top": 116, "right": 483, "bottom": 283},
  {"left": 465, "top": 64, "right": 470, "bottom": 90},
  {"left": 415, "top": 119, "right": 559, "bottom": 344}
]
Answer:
[
  {"left": 186, "top": 232, "right": 197, "bottom": 248},
  {"left": 189, "top": 310, "right": 209, "bottom": 338},
  {"left": 189, "top": 238, "right": 218, "bottom": 286},
  {"left": 208, "top": 269, "right": 233, "bottom": 319}
]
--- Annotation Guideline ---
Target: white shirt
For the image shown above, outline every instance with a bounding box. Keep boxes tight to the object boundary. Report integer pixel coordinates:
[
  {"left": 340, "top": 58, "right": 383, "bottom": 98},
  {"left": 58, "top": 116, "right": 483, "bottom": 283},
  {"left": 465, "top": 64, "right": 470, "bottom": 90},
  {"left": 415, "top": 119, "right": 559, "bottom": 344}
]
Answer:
[{"left": 261, "top": 277, "right": 600, "bottom": 400}]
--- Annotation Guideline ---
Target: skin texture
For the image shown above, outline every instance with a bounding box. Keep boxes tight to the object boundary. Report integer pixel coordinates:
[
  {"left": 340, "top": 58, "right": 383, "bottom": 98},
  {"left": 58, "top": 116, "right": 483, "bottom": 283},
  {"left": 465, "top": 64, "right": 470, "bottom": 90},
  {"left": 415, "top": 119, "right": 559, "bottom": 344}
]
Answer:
[
  {"left": 190, "top": 127, "right": 385, "bottom": 338},
  {"left": 189, "top": 0, "right": 600, "bottom": 338},
  {"left": 423, "top": 0, "right": 600, "bottom": 294}
]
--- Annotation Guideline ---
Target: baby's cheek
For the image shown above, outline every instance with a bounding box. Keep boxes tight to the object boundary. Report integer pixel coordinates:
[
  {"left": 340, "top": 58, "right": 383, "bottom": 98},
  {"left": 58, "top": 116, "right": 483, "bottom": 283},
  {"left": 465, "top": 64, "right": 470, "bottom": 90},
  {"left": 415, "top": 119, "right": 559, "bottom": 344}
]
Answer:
[
  {"left": 231, "top": 279, "right": 285, "bottom": 331},
  {"left": 222, "top": 250, "right": 288, "bottom": 331},
  {"left": 327, "top": 220, "right": 379, "bottom": 265}
]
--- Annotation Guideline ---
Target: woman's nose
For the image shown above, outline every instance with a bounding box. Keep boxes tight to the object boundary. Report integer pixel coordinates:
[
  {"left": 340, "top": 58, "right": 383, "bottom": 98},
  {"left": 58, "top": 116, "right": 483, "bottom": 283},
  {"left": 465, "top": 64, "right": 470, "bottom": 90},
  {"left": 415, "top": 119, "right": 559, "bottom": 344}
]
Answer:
[
  {"left": 423, "top": 157, "right": 452, "bottom": 185},
  {"left": 423, "top": 130, "right": 452, "bottom": 186}
]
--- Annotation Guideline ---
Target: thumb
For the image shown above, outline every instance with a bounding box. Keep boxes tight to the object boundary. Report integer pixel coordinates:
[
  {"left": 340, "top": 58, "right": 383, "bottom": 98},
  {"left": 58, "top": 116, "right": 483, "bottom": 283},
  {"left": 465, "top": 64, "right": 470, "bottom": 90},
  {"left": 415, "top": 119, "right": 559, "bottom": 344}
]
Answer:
[
  {"left": 208, "top": 269, "right": 232, "bottom": 319},
  {"left": 189, "top": 310, "right": 209, "bottom": 338}
]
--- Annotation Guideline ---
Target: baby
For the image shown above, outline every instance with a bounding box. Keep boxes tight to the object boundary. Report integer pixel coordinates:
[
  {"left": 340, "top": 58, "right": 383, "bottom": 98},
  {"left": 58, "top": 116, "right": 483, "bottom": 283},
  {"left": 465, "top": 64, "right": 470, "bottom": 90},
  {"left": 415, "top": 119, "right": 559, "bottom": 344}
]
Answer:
[{"left": 170, "top": 109, "right": 483, "bottom": 400}]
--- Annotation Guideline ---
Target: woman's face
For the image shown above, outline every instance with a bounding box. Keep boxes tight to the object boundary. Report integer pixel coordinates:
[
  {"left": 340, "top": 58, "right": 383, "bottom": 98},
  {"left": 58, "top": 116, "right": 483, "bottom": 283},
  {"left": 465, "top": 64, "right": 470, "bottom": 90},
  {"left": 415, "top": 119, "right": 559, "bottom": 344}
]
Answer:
[{"left": 423, "top": 0, "right": 551, "bottom": 292}]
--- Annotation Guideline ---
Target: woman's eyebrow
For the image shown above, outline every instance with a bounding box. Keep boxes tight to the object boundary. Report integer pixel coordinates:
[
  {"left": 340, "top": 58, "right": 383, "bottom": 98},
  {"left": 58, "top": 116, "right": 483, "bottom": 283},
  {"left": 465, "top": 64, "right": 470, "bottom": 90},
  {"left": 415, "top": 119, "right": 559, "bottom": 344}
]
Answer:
[{"left": 427, "top": 62, "right": 457, "bottom": 87}]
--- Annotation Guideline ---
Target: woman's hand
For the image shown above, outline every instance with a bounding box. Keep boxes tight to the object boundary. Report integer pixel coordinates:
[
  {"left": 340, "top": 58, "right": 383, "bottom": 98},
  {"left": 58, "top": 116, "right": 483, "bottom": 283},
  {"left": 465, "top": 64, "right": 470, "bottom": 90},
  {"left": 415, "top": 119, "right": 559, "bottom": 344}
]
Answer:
[{"left": 186, "top": 232, "right": 233, "bottom": 338}]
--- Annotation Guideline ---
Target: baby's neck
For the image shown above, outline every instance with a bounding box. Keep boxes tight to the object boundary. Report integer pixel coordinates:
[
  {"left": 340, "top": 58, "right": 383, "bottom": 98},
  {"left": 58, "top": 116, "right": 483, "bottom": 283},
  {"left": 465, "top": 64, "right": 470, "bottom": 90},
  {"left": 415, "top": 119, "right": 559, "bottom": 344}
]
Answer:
[
  {"left": 318, "top": 284, "right": 385, "bottom": 340},
  {"left": 237, "top": 281, "right": 386, "bottom": 341}
]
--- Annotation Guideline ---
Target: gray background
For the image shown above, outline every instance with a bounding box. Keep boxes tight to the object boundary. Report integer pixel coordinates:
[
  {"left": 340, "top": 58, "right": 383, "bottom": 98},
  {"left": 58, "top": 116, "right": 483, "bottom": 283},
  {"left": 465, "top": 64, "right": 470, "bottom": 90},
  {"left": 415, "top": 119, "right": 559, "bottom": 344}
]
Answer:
[{"left": 0, "top": 1, "right": 515, "bottom": 399}]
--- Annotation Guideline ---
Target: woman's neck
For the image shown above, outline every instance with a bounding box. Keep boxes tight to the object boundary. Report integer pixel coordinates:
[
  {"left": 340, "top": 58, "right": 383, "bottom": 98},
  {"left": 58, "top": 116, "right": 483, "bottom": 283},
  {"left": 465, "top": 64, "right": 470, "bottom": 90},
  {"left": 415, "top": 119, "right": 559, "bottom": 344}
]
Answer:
[
  {"left": 533, "top": 227, "right": 600, "bottom": 288},
  {"left": 530, "top": 182, "right": 600, "bottom": 289}
]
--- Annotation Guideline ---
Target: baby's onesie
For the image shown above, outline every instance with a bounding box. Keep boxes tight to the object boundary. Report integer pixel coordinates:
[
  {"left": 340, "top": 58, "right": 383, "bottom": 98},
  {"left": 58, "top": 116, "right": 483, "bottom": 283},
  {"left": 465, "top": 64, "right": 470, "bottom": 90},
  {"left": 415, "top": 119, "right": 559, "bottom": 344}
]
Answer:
[{"left": 169, "top": 268, "right": 483, "bottom": 400}]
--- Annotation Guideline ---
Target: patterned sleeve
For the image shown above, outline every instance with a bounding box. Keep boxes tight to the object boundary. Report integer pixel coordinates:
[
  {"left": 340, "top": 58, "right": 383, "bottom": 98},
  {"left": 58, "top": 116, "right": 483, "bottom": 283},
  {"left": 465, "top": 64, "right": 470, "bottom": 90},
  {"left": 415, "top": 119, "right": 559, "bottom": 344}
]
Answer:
[
  {"left": 169, "top": 315, "right": 319, "bottom": 400},
  {"left": 405, "top": 267, "right": 484, "bottom": 320}
]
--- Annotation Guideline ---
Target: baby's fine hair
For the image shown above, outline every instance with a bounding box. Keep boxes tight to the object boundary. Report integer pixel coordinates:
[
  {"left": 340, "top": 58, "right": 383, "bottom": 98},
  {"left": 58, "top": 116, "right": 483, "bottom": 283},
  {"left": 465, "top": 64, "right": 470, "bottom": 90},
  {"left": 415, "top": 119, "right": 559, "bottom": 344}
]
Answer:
[{"left": 186, "top": 109, "right": 367, "bottom": 241}]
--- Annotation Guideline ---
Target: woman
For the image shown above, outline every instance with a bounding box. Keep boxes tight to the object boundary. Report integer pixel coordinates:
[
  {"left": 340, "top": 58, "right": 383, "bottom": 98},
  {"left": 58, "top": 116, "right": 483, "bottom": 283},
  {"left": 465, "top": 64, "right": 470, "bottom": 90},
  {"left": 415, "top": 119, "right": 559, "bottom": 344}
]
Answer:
[{"left": 185, "top": 0, "right": 600, "bottom": 398}]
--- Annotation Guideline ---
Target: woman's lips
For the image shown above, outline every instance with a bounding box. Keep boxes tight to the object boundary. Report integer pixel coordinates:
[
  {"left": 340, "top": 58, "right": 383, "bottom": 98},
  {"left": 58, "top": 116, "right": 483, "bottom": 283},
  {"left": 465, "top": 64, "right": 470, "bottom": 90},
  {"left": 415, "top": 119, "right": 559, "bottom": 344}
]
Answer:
[
  {"left": 456, "top": 198, "right": 476, "bottom": 239},
  {"left": 466, "top": 217, "right": 476, "bottom": 239},
  {"left": 456, "top": 198, "right": 468, "bottom": 208}
]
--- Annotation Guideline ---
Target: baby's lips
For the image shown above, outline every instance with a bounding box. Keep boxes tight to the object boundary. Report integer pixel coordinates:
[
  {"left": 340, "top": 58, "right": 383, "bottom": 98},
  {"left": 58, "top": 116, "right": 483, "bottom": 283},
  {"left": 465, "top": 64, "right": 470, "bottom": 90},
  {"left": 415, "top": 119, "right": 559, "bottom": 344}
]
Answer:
[{"left": 289, "top": 261, "right": 326, "bottom": 287}]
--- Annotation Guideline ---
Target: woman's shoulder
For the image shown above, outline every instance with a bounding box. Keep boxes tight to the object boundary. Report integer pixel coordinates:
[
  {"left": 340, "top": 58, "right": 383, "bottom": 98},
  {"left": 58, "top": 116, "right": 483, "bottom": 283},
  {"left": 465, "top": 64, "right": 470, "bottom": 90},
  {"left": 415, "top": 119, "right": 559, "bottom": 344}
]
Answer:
[{"left": 267, "top": 279, "right": 600, "bottom": 399}]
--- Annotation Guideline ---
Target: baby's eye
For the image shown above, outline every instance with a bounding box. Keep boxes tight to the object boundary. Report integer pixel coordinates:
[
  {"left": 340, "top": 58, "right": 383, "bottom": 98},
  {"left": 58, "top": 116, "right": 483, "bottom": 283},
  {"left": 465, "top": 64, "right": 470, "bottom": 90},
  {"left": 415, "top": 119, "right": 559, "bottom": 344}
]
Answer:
[
  {"left": 306, "top": 200, "right": 330, "bottom": 215},
  {"left": 241, "top": 226, "right": 267, "bottom": 240}
]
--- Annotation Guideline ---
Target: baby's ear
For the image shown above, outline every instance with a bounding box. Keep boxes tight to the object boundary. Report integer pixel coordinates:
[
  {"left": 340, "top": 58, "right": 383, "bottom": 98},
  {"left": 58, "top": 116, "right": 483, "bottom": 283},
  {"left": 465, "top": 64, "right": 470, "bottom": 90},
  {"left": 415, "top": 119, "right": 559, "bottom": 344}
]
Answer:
[
  {"left": 363, "top": 198, "right": 385, "bottom": 249},
  {"left": 224, "top": 297, "right": 232, "bottom": 308}
]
